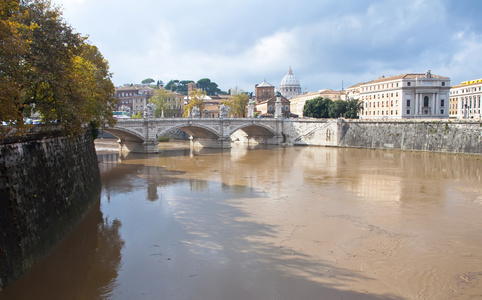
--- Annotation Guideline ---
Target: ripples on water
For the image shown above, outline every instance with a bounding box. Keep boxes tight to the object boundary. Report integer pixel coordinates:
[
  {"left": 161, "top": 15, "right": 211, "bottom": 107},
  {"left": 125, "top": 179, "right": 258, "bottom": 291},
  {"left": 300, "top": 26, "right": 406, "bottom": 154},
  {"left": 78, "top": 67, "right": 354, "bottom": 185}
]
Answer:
[{"left": 1, "top": 139, "right": 481, "bottom": 300}]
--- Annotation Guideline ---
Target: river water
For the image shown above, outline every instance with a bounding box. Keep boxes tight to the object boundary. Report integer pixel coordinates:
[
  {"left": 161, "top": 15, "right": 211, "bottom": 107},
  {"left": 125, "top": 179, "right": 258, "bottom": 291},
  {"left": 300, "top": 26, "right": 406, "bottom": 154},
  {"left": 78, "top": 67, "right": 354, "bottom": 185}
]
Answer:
[{"left": 1, "top": 139, "right": 482, "bottom": 299}]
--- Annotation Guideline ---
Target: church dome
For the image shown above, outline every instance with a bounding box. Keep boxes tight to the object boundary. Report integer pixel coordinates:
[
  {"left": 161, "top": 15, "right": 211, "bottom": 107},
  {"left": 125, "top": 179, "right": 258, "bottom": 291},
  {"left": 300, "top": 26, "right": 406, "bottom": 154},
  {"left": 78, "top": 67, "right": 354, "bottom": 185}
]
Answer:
[
  {"left": 280, "top": 67, "right": 301, "bottom": 99},
  {"left": 280, "top": 67, "right": 300, "bottom": 87}
]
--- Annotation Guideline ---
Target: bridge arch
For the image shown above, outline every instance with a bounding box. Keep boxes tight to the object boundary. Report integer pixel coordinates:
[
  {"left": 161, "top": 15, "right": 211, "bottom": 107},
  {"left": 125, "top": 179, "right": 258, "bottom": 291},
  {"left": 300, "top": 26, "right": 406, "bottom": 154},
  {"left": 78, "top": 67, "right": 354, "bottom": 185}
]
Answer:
[
  {"left": 103, "top": 127, "right": 145, "bottom": 142},
  {"left": 229, "top": 123, "right": 278, "bottom": 137},
  {"left": 156, "top": 124, "right": 221, "bottom": 139}
]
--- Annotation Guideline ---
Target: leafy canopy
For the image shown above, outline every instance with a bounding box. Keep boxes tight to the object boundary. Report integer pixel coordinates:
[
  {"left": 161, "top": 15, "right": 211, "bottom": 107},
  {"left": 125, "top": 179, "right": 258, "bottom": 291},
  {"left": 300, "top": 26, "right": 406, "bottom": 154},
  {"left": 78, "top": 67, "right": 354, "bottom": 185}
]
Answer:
[
  {"left": 141, "top": 78, "right": 155, "bottom": 85},
  {"left": 183, "top": 89, "right": 206, "bottom": 117},
  {"left": 149, "top": 88, "right": 169, "bottom": 117},
  {"left": 0, "top": 0, "right": 116, "bottom": 139},
  {"left": 303, "top": 97, "right": 361, "bottom": 119},
  {"left": 221, "top": 87, "right": 249, "bottom": 117}
]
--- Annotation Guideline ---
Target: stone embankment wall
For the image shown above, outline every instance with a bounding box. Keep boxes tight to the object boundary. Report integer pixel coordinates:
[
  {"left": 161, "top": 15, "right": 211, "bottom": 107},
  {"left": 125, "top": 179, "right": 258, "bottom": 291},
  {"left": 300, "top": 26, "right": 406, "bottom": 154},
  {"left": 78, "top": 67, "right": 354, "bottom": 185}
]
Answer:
[
  {"left": 0, "top": 128, "right": 101, "bottom": 290},
  {"left": 337, "top": 120, "right": 482, "bottom": 154}
]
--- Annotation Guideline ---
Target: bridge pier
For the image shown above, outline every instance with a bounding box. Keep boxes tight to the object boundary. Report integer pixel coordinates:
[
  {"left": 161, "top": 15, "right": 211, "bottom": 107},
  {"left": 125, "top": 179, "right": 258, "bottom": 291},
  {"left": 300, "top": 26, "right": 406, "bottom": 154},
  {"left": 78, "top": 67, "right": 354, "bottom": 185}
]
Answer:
[
  {"left": 189, "top": 136, "right": 232, "bottom": 149},
  {"left": 118, "top": 139, "right": 159, "bottom": 153}
]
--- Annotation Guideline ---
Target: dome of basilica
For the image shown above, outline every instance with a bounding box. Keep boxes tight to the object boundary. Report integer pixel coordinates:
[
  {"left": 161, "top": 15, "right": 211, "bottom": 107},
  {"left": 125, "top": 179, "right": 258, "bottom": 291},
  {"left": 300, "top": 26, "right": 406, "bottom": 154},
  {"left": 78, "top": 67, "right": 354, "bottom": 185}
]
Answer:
[
  {"left": 281, "top": 67, "right": 300, "bottom": 86},
  {"left": 280, "top": 67, "right": 301, "bottom": 99}
]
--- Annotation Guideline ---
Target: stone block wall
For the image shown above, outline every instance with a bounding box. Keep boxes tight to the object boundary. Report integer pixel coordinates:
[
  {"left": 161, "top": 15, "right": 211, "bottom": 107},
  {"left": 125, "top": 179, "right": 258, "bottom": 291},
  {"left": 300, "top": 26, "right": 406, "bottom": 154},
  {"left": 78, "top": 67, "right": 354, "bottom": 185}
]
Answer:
[
  {"left": 0, "top": 129, "right": 101, "bottom": 290},
  {"left": 338, "top": 120, "right": 482, "bottom": 154}
]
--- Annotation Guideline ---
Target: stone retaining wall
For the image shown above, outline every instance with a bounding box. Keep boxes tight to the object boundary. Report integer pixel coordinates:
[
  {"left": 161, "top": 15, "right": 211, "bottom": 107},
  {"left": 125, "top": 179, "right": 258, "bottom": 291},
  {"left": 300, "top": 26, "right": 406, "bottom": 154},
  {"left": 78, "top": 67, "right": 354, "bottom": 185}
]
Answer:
[
  {"left": 0, "top": 129, "right": 101, "bottom": 290},
  {"left": 337, "top": 120, "right": 482, "bottom": 154}
]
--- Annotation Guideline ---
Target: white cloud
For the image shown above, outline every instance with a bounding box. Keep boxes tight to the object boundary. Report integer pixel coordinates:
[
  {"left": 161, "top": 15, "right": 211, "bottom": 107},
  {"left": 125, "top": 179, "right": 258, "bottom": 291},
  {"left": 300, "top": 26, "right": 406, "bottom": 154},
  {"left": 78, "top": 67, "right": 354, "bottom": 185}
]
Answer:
[{"left": 51, "top": 0, "right": 482, "bottom": 91}]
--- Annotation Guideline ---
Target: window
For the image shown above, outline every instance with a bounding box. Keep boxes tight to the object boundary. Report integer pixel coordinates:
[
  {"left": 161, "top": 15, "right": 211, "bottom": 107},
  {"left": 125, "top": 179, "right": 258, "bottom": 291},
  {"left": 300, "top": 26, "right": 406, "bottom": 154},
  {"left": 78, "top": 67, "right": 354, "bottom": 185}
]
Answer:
[
  {"left": 441, "top": 99, "right": 445, "bottom": 107},
  {"left": 407, "top": 82, "right": 411, "bottom": 86},
  {"left": 407, "top": 110, "right": 410, "bottom": 114},
  {"left": 424, "top": 96, "right": 429, "bottom": 107},
  {"left": 441, "top": 109, "right": 445, "bottom": 114},
  {"left": 442, "top": 82, "right": 446, "bottom": 86},
  {"left": 285, "top": 105, "right": 289, "bottom": 111},
  {"left": 407, "top": 99, "right": 411, "bottom": 107}
]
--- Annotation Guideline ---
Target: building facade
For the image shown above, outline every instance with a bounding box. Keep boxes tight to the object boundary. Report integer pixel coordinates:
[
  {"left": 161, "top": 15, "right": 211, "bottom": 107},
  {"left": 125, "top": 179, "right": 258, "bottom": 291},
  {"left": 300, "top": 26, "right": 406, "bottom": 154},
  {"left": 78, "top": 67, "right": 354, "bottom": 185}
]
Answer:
[
  {"left": 348, "top": 71, "right": 450, "bottom": 119},
  {"left": 255, "top": 94, "right": 292, "bottom": 117},
  {"left": 255, "top": 80, "right": 275, "bottom": 103},
  {"left": 164, "top": 91, "right": 185, "bottom": 117},
  {"left": 115, "top": 86, "right": 155, "bottom": 116},
  {"left": 449, "top": 79, "right": 482, "bottom": 119},
  {"left": 279, "top": 67, "right": 302, "bottom": 99}
]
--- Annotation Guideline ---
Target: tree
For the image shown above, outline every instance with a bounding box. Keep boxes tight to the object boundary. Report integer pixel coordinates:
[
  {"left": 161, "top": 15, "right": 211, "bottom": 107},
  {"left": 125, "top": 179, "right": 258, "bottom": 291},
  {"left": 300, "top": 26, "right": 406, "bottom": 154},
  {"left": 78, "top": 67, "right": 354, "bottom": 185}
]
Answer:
[
  {"left": 149, "top": 88, "right": 169, "bottom": 117},
  {"left": 0, "top": 0, "right": 116, "bottom": 139},
  {"left": 0, "top": 0, "right": 33, "bottom": 135},
  {"left": 141, "top": 78, "right": 155, "bottom": 85},
  {"left": 345, "top": 98, "right": 363, "bottom": 119},
  {"left": 183, "top": 89, "right": 206, "bottom": 117},
  {"left": 196, "top": 78, "right": 221, "bottom": 96},
  {"left": 164, "top": 79, "right": 179, "bottom": 91},
  {"left": 329, "top": 100, "right": 348, "bottom": 118},
  {"left": 221, "top": 87, "right": 249, "bottom": 117},
  {"left": 303, "top": 97, "right": 333, "bottom": 118},
  {"left": 131, "top": 111, "right": 143, "bottom": 119}
]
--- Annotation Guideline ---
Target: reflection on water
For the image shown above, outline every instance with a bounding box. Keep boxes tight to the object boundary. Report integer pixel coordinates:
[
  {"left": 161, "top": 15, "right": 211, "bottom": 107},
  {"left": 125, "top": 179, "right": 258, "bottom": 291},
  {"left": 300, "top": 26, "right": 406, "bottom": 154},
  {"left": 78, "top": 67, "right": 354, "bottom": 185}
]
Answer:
[
  {"left": 0, "top": 200, "right": 124, "bottom": 300},
  {"left": 1, "top": 139, "right": 481, "bottom": 299}
]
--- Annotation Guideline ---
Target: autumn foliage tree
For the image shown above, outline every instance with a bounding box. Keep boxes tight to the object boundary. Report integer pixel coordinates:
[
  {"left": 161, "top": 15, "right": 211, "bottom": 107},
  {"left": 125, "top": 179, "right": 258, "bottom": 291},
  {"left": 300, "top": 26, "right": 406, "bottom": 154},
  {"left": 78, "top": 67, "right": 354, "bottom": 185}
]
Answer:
[
  {"left": 183, "top": 89, "right": 206, "bottom": 117},
  {"left": 0, "top": 0, "right": 116, "bottom": 139},
  {"left": 221, "top": 87, "right": 249, "bottom": 117}
]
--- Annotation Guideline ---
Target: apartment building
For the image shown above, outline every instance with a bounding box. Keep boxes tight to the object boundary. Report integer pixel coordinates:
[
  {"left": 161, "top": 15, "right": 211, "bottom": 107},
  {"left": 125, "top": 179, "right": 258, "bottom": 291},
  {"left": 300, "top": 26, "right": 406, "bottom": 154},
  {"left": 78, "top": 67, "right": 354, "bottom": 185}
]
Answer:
[
  {"left": 115, "top": 86, "right": 155, "bottom": 116},
  {"left": 347, "top": 70, "right": 450, "bottom": 119},
  {"left": 449, "top": 79, "right": 482, "bottom": 119}
]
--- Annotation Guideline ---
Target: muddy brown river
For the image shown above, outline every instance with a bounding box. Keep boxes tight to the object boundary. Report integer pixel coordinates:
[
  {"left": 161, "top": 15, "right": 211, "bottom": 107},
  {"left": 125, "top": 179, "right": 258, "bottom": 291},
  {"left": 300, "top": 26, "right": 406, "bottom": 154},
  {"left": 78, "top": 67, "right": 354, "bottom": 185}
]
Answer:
[{"left": 1, "top": 139, "right": 482, "bottom": 299}]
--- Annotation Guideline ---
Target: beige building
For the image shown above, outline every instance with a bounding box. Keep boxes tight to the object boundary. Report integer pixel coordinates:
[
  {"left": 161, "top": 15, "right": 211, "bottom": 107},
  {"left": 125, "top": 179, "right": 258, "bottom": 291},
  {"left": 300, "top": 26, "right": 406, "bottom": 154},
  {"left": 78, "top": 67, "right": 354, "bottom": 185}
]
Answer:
[
  {"left": 290, "top": 89, "right": 346, "bottom": 117},
  {"left": 115, "top": 85, "right": 156, "bottom": 116},
  {"left": 255, "top": 94, "right": 292, "bottom": 117},
  {"left": 347, "top": 70, "right": 450, "bottom": 119},
  {"left": 449, "top": 79, "right": 482, "bottom": 119},
  {"left": 163, "top": 91, "right": 185, "bottom": 117}
]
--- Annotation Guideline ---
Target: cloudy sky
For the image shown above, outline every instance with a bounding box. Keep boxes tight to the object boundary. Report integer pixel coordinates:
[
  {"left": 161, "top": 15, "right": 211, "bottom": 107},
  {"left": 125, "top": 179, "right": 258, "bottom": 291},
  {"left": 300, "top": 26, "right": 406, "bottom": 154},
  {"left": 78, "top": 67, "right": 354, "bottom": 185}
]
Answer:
[{"left": 52, "top": 0, "right": 482, "bottom": 93}]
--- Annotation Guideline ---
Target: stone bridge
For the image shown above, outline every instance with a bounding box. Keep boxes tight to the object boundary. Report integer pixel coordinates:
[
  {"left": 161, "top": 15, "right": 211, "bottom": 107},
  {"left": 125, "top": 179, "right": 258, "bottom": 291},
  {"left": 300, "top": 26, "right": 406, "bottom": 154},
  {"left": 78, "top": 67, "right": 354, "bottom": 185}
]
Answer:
[{"left": 104, "top": 118, "right": 342, "bottom": 153}]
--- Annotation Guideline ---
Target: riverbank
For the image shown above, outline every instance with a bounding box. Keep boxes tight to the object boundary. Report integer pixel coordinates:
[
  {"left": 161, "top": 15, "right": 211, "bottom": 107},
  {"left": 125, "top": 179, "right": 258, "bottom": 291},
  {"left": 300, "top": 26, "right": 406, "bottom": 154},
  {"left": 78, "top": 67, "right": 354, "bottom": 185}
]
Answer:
[{"left": 0, "top": 130, "right": 101, "bottom": 290}]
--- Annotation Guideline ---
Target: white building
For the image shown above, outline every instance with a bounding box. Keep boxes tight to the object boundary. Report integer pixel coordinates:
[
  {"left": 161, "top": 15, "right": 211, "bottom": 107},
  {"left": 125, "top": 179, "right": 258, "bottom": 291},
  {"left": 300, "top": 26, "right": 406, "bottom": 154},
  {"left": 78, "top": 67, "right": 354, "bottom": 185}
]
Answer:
[
  {"left": 348, "top": 70, "right": 450, "bottom": 119},
  {"left": 279, "top": 67, "right": 301, "bottom": 99},
  {"left": 449, "top": 79, "right": 482, "bottom": 119}
]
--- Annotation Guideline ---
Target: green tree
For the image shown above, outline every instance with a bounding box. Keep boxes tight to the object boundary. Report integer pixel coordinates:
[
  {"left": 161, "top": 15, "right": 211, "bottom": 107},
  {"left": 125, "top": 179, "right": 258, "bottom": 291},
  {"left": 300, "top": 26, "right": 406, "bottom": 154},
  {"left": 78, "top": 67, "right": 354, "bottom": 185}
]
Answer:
[
  {"left": 303, "top": 97, "right": 333, "bottom": 118},
  {"left": 164, "top": 79, "right": 179, "bottom": 91},
  {"left": 177, "top": 80, "right": 194, "bottom": 95},
  {"left": 183, "top": 88, "right": 206, "bottom": 117},
  {"left": 196, "top": 78, "right": 221, "bottom": 96},
  {"left": 345, "top": 98, "right": 363, "bottom": 119},
  {"left": 329, "top": 100, "right": 348, "bottom": 118},
  {"left": 221, "top": 87, "right": 249, "bottom": 117},
  {"left": 141, "top": 78, "right": 155, "bottom": 85},
  {"left": 149, "top": 88, "right": 169, "bottom": 117}
]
